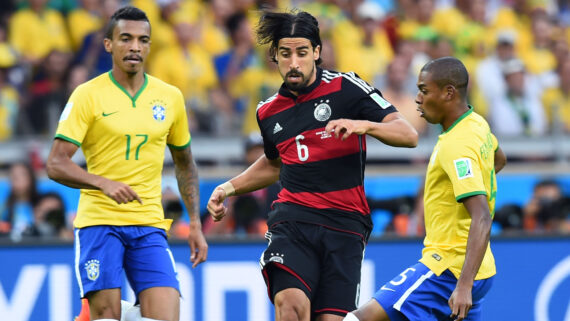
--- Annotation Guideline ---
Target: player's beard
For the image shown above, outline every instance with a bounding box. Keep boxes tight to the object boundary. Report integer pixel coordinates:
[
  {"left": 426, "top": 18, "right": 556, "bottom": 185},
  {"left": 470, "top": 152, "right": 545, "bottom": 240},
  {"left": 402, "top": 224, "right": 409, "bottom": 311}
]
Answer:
[{"left": 284, "top": 65, "right": 314, "bottom": 92}]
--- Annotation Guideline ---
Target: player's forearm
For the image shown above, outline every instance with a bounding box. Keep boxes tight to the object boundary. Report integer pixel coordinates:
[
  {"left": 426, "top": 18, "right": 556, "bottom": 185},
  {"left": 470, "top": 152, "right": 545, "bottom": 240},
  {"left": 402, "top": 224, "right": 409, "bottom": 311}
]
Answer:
[
  {"left": 457, "top": 208, "right": 492, "bottom": 288},
  {"left": 46, "top": 154, "right": 106, "bottom": 190},
  {"left": 366, "top": 118, "right": 418, "bottom": 148},
  {"left": 228, "top": 155, "right": 280, "bottom": 196},
  {"left": 172, "top": 148, "right": 201, "bottom": 223}
]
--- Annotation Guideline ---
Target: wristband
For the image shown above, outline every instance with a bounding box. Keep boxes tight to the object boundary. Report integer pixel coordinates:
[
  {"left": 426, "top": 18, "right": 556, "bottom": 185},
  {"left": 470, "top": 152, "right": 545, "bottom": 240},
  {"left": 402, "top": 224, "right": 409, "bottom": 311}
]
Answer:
[{"left": 219, "top": 181, "right": 235, "bottom": 197}]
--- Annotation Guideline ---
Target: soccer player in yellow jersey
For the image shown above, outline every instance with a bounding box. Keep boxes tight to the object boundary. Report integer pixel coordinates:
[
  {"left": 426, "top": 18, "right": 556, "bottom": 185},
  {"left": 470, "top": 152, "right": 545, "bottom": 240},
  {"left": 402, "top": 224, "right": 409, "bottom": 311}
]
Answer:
[
  {"left": 46, "top": 6, "right": 208, "bottom": 321},
  {"left": 344, "top": 57, "right": 507, "bottom": 321}
]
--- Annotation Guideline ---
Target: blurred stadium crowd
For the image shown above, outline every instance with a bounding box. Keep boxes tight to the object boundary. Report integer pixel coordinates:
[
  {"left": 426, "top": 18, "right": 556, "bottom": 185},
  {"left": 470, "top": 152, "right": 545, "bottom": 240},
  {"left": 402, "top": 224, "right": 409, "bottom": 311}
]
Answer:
[{"left": 1, "top": 0, "right": 570, "bottom": 241}]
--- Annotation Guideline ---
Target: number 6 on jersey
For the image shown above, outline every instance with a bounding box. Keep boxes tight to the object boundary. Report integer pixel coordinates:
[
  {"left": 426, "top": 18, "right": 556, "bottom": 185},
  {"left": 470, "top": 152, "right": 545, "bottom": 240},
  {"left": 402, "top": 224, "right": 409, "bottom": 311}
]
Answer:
[{"left": 295, "top": 135, "right": 309, "bottom": 162}]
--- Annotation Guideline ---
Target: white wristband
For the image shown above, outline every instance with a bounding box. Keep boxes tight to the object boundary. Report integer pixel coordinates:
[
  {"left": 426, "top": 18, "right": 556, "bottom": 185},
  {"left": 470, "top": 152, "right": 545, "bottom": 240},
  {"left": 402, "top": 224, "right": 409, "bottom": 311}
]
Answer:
[{"left": 219, "top": 181, "right": 235, "bottom": 197}]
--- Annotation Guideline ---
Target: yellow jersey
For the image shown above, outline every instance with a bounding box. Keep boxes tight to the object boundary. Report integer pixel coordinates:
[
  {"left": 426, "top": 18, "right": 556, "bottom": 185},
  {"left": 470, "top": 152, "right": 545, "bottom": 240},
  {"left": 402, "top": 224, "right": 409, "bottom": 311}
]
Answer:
[
  {"left": 420, "top": 107, "right": 498, "bottom": 280},
  {"left": 55, "top": 71, "right": 191, "bottom": 231}
]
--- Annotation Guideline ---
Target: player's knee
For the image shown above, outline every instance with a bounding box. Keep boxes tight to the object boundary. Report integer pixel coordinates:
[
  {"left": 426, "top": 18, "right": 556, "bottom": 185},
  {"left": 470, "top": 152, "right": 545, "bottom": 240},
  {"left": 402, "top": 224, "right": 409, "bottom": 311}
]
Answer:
[
  {"left": 343, "top": 312, "right": 360, "bottom": 321},
  {"left": 274, "top": 290, "right": 310, "bottom": 321}
]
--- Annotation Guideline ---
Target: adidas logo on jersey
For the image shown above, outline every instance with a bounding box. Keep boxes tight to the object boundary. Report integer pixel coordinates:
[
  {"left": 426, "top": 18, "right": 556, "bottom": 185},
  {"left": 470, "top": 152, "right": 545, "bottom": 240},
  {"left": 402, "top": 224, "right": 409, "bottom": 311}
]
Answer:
[{"left": 273, "top": 122, "right": 283, "bottom": 134}]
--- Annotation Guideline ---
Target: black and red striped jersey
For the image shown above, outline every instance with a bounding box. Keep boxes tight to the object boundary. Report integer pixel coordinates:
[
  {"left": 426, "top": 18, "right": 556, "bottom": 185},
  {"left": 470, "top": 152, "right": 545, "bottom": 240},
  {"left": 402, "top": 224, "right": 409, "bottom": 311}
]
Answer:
[{"left": 256, "top": 68, "right": 397, "bottom": 237}]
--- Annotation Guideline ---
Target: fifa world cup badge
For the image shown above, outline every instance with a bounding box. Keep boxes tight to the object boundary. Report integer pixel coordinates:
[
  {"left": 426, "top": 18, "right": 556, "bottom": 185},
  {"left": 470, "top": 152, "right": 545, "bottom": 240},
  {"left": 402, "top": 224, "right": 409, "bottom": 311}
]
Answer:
[{"left": 85, "top": 259, "right": 100, "bottom": 281}]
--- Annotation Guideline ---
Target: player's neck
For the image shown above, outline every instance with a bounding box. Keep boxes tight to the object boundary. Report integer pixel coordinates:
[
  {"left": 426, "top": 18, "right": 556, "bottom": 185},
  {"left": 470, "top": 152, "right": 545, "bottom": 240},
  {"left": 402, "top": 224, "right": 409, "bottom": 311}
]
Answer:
[
  {"left": 441, "top": 103, "right": 469, "bottom": 132},
  {"left": 110, "top": 68, "right": 146, "bottom": 97}
]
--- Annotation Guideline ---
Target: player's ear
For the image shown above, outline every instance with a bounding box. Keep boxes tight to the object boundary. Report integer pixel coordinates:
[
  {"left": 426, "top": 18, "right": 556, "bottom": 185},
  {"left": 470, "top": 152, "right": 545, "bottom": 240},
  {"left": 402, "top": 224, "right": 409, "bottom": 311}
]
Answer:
[
  {"left": 103, "top": 38, "right": 112, "bottom": 53},
  {"left": 444, "top": 85, "right": 455, "bottom": 101}
]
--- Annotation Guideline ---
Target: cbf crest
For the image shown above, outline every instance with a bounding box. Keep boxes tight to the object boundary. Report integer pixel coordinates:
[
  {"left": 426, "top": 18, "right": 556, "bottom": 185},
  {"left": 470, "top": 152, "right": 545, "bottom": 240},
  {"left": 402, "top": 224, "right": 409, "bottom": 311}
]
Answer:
[
  {"left": 314, "top": 99, "right": 331, "bottom": 122},
  {"left": 85, "top": 259, "right": 100, "bottom": 281},
  {"left": 150, "top": 99, "right": 167, "bottom": 122}
]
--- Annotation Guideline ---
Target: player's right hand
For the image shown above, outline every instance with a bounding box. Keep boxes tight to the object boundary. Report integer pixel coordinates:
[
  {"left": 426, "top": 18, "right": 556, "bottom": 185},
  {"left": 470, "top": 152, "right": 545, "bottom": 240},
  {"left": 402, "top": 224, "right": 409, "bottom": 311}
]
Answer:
[
  {"left": 100, "top": 179, "right": 143, "bottom": 204},
  {"left": 207, "top": 187, "right": 228, "bottom": 222}
]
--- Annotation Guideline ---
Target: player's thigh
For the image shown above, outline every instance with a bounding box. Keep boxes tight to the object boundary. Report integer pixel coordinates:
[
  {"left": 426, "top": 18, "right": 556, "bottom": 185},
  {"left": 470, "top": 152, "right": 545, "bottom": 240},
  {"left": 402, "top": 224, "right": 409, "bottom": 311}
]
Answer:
[
  {"left": 462, "top": 276, "right": 494, "bottom": 321},
  {"left": 373, "top": 262, "right": 443, "bottom": 321},
  {"left": 261, "top": 222, "right": 321, "bottom": 303},
  {"left": 313, "top": 227, "right": 365, "bottom": 317},
  {"left": 123, "top": 227, "right": 180, "bottom": 298},
  {"left": 351, "top": 299, "right": 391, "bottom": 321},
  {"left": 138, "top": 286, "right": 180, "bottom": 321},
  {"left": 75, "top": 226, "right": 125, "bottom": 298}
]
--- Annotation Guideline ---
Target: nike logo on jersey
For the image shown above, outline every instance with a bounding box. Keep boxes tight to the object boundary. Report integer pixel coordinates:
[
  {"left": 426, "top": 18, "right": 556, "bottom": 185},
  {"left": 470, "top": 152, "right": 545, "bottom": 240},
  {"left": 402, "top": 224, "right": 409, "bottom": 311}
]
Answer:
[
  {"left": 273, "top": 122, "right": 283, "bottom": 134},
  {"left": 102, "top": 111, "right": 118, "bottom": 117},
  {"left": 380, "top": 285, "right": 395, "bottom": 292}
]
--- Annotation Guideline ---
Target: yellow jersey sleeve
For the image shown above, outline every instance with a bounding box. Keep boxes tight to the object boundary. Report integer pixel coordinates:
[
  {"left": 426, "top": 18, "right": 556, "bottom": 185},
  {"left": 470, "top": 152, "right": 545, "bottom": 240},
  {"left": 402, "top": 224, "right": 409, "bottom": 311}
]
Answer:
[
  {"left": 55, "top": 84, "right": 95, "bottom": 146},
  {"left": 438, "top": 138, "right": 487, "bottom": 202},
  {"left": 166, "top": 88, "right": 191, "bottom": 148}
]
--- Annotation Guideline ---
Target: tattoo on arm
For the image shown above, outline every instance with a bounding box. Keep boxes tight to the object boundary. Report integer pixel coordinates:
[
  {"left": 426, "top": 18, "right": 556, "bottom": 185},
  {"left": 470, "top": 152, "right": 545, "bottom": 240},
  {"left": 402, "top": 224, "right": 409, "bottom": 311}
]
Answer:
[{"left": 171, "top": 147, "right": 200, "bottom": 222}]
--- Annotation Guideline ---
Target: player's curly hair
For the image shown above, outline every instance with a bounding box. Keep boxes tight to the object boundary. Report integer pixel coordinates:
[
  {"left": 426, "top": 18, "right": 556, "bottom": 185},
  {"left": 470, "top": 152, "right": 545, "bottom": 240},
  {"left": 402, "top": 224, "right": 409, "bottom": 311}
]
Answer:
[
  {"left": 256, "top": 9, "right": 322, "bottom": 65},
  {"left": 104, "top": 6, "right": 150, "bottom": 40}
]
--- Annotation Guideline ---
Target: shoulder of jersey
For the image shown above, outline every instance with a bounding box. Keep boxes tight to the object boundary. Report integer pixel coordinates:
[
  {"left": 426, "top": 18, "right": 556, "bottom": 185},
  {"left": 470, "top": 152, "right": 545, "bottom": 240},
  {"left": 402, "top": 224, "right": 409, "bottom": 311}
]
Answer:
[
  {"left": 146, "top": 73, "right": 183, "bottom": 95},
  {"left": 322, "top": 69, "right": 376, "bottom": 95},
  {"left": 256, "top": 93, "right": 278, "bottom": 112},
  {"left": 74, "top": 73, "right": 109, "bottom": 93}
]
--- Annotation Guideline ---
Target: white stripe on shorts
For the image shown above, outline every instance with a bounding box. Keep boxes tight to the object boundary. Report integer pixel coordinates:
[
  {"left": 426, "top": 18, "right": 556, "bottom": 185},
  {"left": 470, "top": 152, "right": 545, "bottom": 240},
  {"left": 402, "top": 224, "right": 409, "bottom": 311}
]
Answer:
[
  {"left": 74, "top": 229, "right": 84, "bottom": 297},
  {"left": 166, "top": 248, "right": 178, "bottom": 274},
  {"left": 393, "top": 270, "right": 434, "bottom": 311}
]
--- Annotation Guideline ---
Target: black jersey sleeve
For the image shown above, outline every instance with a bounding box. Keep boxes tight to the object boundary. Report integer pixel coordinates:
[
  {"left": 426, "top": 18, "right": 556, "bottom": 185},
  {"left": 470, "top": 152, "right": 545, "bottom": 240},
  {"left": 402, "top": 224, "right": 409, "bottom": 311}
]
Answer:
[
  {"left": 257, "top": 109, "right": 280, "bottom": 160},
  {"left": 340, "top": 71, "right": 397, "bottom": 122},
  {"left": 356, "top": 88, "right": 397, "bottom": 122}
]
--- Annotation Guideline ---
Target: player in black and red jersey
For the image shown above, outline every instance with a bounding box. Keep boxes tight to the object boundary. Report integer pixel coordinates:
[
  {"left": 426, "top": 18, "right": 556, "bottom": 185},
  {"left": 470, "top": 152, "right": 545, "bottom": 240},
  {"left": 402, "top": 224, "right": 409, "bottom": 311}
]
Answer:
[{"left": 207, "top": 9, "right": 418, "bottom": 321}]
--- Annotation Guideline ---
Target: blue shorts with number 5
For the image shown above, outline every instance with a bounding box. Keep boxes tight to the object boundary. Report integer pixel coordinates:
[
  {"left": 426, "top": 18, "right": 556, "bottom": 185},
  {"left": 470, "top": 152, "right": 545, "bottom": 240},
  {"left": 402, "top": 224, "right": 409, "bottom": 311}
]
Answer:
[
  {"left": 74, "top": 225, "right": 180, "bottom": 298},
  {"left": 373, "top": 262, "right": 493, "bottom": 321}
]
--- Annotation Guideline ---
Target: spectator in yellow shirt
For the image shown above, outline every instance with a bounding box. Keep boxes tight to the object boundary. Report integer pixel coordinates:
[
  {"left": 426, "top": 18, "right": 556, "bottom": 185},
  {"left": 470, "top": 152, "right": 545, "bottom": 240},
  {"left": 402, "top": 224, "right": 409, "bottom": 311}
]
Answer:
[
  {"left": 66, "top": 0, "right": 102, "bottom": 50},
  {"left": 331, "top": 1, "right": 393, "bottom": 83},
  {"left": 8, "top": 0, "right": 71, "bottom": 65},
  {"left": 542, "top": 55, "right": 570, "bottom": 133}
]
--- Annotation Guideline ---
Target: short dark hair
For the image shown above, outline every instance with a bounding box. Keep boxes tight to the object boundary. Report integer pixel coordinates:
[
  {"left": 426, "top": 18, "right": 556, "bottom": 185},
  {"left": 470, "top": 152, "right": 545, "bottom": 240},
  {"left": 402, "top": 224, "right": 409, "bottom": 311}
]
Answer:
[
  {"left": 256, "top": 9, "right": 322, "bottom": 65},
  {"left": 421, "top": 56, "right": 469, "bottom": 99},
  {"left": 104, "top": 6, "right": 150, "bottom": 39}
]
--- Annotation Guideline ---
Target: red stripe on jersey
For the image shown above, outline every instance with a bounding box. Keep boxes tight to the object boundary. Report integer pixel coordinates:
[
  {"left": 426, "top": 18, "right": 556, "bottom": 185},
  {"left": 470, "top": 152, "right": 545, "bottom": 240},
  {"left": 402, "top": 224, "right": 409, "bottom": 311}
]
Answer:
[
  {"left": 277, "top": 128, "right": 361, "bottom": 165},
  {"left": 297, "top": 77, "right": 342, "bottom": 103},
  {"left": 314, "top": 308, "right": 350, "bottom": 314},
  {"left": 275, "top": 186, "right": 370, "bottom": 215},
  {"left": 258, "top": 96, "right": 295, "bottom": 121}
]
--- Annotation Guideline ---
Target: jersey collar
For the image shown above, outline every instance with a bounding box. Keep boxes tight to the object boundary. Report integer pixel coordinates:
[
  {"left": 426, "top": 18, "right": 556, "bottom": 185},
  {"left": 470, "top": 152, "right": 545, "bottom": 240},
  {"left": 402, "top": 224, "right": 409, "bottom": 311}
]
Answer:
[
  {"left": 442, "top": 105, "right": 473, "bottom": 134},
  {"left": 278, "top": 67, "right": 323, "bottom": 99},
  {"left": 108, "top": 71, "right": 148, "bottom": 107}
]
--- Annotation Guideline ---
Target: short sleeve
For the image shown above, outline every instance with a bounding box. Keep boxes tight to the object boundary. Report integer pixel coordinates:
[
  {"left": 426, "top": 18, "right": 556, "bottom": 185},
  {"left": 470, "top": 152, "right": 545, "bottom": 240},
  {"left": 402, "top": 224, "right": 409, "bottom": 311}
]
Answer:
[
  {"left": 256, "top": 111, "right": 279, "bottom": 160},
  {"left": 438, "top": 141, "right": 487, "bottom": 202},
  {"left": 341, "top": 72, "right": 396, "bottom": 122},
  {"left": 54, "top": 85, "right": 94, "bottom": 146},
  {"left": 356, "top": 89, "right": 397, "bottom": 122},
  {"left": 166, "top": 89, "right": 191, "bottom": 149}
]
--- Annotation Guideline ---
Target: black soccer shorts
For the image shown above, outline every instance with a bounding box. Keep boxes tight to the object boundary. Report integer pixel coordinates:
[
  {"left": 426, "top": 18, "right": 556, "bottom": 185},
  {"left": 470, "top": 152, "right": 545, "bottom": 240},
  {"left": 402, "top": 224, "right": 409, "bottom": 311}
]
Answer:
[{"left": 260, "top": 220, "right": 366, "bottom": 317}]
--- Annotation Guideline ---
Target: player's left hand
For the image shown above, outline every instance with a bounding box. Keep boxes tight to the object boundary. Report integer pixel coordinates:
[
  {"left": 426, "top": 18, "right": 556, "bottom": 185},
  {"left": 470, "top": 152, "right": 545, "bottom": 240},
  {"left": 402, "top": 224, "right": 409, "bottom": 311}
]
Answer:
[
  {"left": 448, "top": 285, "right": 472, "bottom": 321},
  {"left": 188, "top": 220, "right": 208, "bottom": 268},
  {"left": 325, "top": 119, "right": 369, "bottom": 140}
]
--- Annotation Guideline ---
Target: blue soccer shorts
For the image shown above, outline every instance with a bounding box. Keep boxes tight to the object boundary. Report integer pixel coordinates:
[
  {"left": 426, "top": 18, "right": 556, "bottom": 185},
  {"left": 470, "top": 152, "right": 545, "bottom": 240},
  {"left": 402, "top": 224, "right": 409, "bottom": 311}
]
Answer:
[
  {"left": 74, "top": 225, "right": 180, "bottom": 298},
  {"left": 373, "top": 262, "right": 493, "bottom": 321}
]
